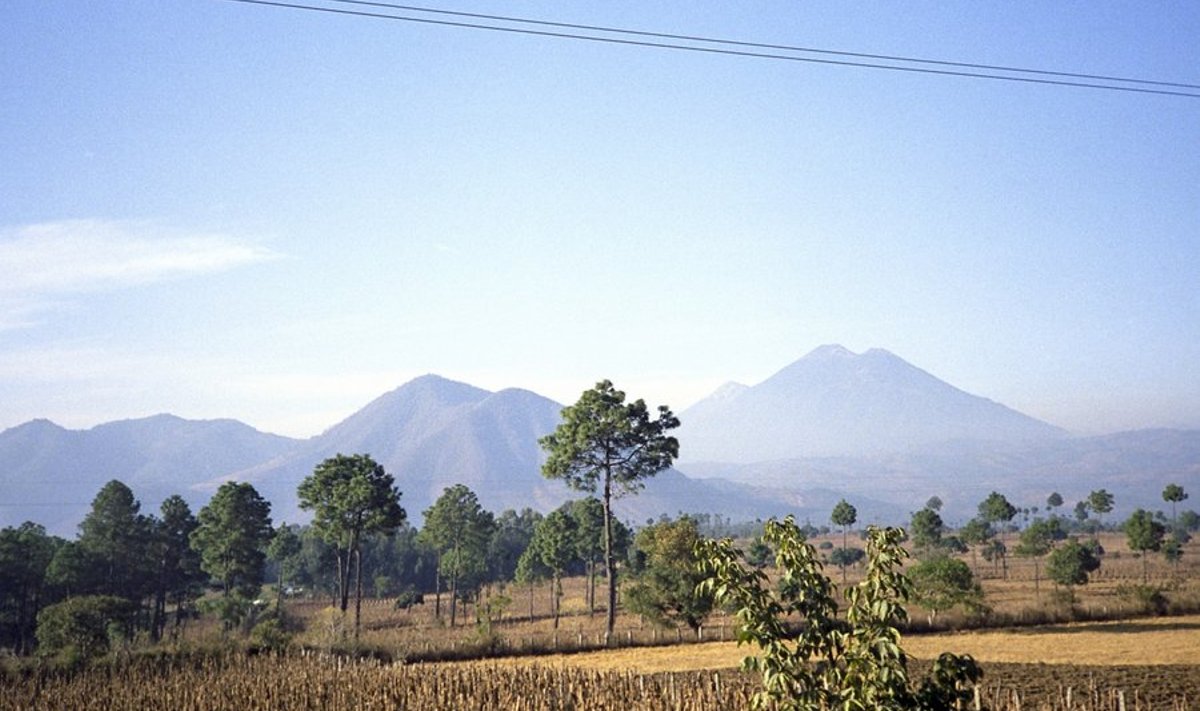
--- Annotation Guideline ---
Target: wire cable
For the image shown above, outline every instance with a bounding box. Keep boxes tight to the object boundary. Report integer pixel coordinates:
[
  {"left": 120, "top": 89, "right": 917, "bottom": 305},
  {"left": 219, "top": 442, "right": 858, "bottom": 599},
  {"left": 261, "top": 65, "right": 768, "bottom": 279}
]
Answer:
[
  {"left": 325, "top": 0, "right": 1200, "bottom": 91},
  {"left": 220, "top": 0, "right": 1200, "bottom": 99}
]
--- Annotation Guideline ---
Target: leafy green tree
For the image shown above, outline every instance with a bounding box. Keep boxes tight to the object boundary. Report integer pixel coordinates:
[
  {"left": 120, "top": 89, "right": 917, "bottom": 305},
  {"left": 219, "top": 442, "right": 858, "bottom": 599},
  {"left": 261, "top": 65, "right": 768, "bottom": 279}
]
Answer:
[
  {"left": 151, "top": 496, "right": 204, "bottom": 641},
  {"left": 514, "top": 545, "right": 550, "bottom": 622},
  {"left": 829, "top": 546, "right": 865, "bottom": 570},
  {"left": 77, "top": 480, "right": 154, "bottom": 599},
  {"left": 625, "top": 517, "right": 713, "bottom": 633},
  {"left": 1162, "top": 483, "right": 1188, "bottom": 529},
  {"left": 909, "top": 507, "right": 944, "bottom": 556},
  {"left": 745, "top": 536, "right": 773, "bottom": 569},
  {"left": 487, "top": 508, "right": 542, "bottom": 585},
  {"left": 978, "top": 492, "right": 1017, "bottom": 578},
  {"left": 569, "top": 497, "right": 606, "bottom": 615},
  {"left": 830, "top": 499, "right": 857, "bottom": 583},
  {"left": 1046, "top": 538, "right": 1101, "bottom": 591},
  {"left": 978, "top": 491, "right": 1017, "bottom": 530},
  {"left": 1123, "top": 508, "right": 1166, "bottom": 583},
  {"left": 190, "top": 481, "right": 273, "bottom": 600},
  {"left": 908, "top": 555, "right": 985, "bottom": 625},
  {"left": 1013, "top": 517, "right": 1064, "bottom": 595},
  {"left": 298, "top": 453, "right": 406, "bottom": 637},
  {"left": 0, "top": 522, "right": 59, "bottom": 654},
  {"left": 540, "top": 379, "right": 679, "bottom": 640},
  {"left": 267, "top": 523, "right": 303, "bottom": 611},
  {"left": 925, "top": 496, "right": 943, "bottom": 512},
  {"left": 1087, "top": 489, "right": 1115, "bottom": 529},
  {"left": 958, "top": 518, "right": 992, "bottom": 574},
  {"left": 1046, "top": 492, "right": 1064, "bottom": 513},
  {"left": 528, "top": 508, "right": 577, "bottom": 628},
  {"left": 35, "top": 595, "right": 136, "bottom": 665},
  {"left": 1073, "top": 499, "right": 1091, "bottom": 525},
  {"left": 698, "top": 518, "right": 982, "bottom": 710},
  {"left": 421, "top": 484, "right": 494, "bottom": 627}
]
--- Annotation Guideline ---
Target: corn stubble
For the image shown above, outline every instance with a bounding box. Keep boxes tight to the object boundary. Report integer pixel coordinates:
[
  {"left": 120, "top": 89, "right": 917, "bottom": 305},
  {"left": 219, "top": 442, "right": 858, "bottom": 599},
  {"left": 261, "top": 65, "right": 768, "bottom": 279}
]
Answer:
[{"left": 3, "top": 653, "right": 1195, "bottom": 711}]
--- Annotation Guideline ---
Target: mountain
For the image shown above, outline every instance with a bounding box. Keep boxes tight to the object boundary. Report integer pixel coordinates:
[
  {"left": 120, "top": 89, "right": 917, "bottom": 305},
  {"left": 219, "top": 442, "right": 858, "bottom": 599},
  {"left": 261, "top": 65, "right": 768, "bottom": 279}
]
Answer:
[
  {"left": 0, "top": 415, "right": 299, "bottom": 535},
  {"left": 678, "top": 345, "right": 1065, "bottom": 462},
  {"left": 684, "top": 428, "right": 1200, "bottom": 522},
  {"left": 203, "top": 375, "right": 834, "bottom": 526}
]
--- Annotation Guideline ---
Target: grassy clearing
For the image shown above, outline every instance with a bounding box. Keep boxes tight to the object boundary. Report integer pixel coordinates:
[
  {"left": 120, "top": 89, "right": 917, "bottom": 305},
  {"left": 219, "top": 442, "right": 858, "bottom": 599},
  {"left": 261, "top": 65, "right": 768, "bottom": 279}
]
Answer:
[{"left": 467, "top": 614, "right": 1200, "bottom": 672}]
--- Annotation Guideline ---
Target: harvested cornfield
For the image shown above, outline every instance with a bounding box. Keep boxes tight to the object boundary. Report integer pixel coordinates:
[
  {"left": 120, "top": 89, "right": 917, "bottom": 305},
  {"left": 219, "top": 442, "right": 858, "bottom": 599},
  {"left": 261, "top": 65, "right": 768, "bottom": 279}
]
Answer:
[{"left": 1, "top": 652, "right": 1196, "bottom": 711}]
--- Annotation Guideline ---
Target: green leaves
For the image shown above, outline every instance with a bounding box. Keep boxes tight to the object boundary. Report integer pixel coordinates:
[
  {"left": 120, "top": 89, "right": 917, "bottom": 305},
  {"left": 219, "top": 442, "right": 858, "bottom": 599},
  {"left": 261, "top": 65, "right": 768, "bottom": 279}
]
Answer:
[
  {"left": 697, "top": 517, "right": 983, "bottom": 710},
  {"left": 299, "top": 454, "right": 406, "bottom": 550},
  {"left": 539, "top": 380, "right": 679, "bottom": 497},
  {"left": 191, "top": 482, "right": 273, "bottom": 599}
]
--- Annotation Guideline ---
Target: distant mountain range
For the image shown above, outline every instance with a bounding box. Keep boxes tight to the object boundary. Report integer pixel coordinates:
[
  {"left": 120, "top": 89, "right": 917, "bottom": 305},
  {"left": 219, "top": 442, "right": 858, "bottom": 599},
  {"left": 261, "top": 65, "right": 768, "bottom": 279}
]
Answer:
[
  {"left": 677, "top": 344, "right": 1065, "bottom": 462},
  {"left": 1, "top": 346, "right": 1196, "bottom": 535}
]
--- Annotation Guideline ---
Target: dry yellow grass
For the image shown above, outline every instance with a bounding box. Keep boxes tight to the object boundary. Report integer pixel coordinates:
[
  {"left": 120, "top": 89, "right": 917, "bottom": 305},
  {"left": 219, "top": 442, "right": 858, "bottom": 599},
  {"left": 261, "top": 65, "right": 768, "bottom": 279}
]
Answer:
[{"left": 477, "top": 614, "right": 1200, "bottom": 672}]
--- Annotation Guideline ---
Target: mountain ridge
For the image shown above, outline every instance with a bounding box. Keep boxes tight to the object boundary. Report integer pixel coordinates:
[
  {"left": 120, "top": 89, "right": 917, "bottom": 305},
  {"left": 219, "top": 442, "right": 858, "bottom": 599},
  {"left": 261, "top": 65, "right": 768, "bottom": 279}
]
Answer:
[{"left": 678, "top": 344, "right": 1065, "bottom": 462}]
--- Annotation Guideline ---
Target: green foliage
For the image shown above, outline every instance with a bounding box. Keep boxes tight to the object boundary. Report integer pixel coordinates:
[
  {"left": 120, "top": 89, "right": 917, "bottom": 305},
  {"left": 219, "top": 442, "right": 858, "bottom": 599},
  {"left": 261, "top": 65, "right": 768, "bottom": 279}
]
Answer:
[
  {"left": 978, "top": 491, "right": 1017, "bottom": 526},
  {"left": 1162, "top": 483, "right": 1187, "bottom": 506},
  {"left": 298, "top": 454, "right": 406, "bottom": 617},
  {"left": 191, "top": 482, "right": 273, "bottom": 599},
  {"left": 0, "top": 521, "right": 59, "bottom": 655},
  {"left": 829, "top": 546, "right": 864, "bottom": 569},
  {"left": 248, "top": 615, "right": 293, "bottom": 652},
  {"left": 77, "top": 480, "right": 153, "bottom": 599},
  {"left": 527, "top": 508, "right": 576, "bottom": 627},
  {"left": 925, "top": 496, "right": 943, "bottom": 512},
  {"left": 1015, "top": 517, "right": 1065, "bottom": 557},
  {"left": 1046, "top": 492, "right": 1064, "bottom": 510},
  {"left": 831, "top": 499, "right": 857, "bottom": 529},
  {"left": 487, "top": 508, "right": 542, "bottom": 583},
  {"left": 1124, "top": 508, "right": 1166, "bottom": 583},
  {"left": 1046, "top": 539, "right": 1101, "bottom": 587},
  {"left": 35, "top": 595, "right": 135, "bottom": 664},
  {"left": 540, "top": 379, "right": 679, "bottom": 638},
  {"left": 909, "top": 507, "right": 944, "bottom": 554},
  {"left": 625, "top": 517, "right": 713, "bottom": 632},
  {"left": 1115, "top": 583, "right": 1169, "bottom": 616},
  {"left": 393, "top": 585, "right": 424, "bottom": 610},
  {"left": 152, "top": 496, "right": 206, "bottom": 641},
  {"left": 421, "top": 485, "right": 495, "bottom": 627},
  {"left": 1087, "top": 489, "right": 1115, "bottom": 527},
  {"left": 746, "top": 537, "right": 773, "bottom": 569},
  {"left": 908, "top": 556, "right": 986, "bottom": 623},
  {"left": 697, "top": 517, "right": 982, "bottom": 710}
]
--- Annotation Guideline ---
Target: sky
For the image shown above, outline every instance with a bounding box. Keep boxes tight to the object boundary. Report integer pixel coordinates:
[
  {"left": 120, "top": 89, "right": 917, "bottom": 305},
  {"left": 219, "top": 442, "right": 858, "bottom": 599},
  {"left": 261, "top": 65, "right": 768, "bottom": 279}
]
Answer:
[{"left": 1, "top": 1, "right": 1198, "bottom": 439}]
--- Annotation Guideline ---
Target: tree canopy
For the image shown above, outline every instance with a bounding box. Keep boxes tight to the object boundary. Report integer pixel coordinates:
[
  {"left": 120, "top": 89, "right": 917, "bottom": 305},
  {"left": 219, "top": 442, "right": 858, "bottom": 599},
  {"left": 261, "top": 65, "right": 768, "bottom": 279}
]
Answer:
[
  {"left": 298, "top": 453, "right": 406, "bottom": 634},
  {"left": 540, "top": 379, "right": 679, "bottom": 639},
  {"left": 190, "top": 482, "right": 273, "bottom": 600}
]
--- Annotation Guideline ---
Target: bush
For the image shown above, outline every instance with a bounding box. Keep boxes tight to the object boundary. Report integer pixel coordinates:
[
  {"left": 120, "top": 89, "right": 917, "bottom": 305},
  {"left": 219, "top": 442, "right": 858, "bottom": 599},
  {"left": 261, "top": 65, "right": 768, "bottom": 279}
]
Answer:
[
  {"left": 36, "top": 596, "right": 136, "bottom": 665},
  {"left": 248, "top": 617, "right": 293, "bottom": 652},
  {"left": 1116, "top": 584, "right": 1169, "bottom": 616},
  {"left": 698, "top": 519, "right": 983, "bottom": 710}
]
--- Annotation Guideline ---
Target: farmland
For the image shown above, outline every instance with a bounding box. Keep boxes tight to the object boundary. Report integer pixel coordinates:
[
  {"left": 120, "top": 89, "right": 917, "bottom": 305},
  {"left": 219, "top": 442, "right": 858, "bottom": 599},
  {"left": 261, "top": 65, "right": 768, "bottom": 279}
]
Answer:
[{"left": 2, "top": 621, "right": 1197, "bottom": 711}]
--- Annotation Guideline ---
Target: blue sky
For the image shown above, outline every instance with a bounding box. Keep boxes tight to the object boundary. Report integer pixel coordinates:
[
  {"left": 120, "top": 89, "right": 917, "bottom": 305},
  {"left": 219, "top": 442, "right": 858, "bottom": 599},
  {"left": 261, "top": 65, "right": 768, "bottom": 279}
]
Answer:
[{"left": 2, "top": 1, "right": 1198, "bottom": 438}]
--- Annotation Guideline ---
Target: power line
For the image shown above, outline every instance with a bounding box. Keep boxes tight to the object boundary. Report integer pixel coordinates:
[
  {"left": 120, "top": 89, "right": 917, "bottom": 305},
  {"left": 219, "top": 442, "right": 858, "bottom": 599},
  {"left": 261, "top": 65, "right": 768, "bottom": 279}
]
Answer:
[
  {"left": 325, "top": 0, "right": 1200, "bottom": 91},
  {"left": 219, "top": 0, "right": 1200, "bottom": 99}
]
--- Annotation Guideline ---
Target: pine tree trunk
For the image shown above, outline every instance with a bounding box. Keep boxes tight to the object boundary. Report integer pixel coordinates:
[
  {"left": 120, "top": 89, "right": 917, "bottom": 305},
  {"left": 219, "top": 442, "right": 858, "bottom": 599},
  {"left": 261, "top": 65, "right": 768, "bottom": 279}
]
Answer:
[
  {"left": 354, "top": 547, "right": 363, "bottom": 640},
  {"left": 603, "top": 473, "right": 616, "bottom": 643}
]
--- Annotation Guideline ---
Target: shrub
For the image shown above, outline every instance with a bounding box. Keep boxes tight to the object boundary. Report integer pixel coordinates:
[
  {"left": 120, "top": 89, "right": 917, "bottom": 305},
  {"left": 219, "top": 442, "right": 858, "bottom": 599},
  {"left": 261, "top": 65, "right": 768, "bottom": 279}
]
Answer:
[
  {"left": 698, "top": 518, "right": 982, "bottom": 710},
  {"left": 36, "top": 596, "right": 136, "bottom": 665},
  {"left": 1116, "top": 584, "right": 1169, "bottom": 616}
]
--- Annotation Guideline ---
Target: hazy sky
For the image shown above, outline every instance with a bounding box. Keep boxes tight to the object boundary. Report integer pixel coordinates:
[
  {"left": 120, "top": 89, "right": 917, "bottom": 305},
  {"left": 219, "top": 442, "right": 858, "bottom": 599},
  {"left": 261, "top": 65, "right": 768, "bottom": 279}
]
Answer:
[{"left": 2, "top": 1, "right": 1198, "bottom": 438}]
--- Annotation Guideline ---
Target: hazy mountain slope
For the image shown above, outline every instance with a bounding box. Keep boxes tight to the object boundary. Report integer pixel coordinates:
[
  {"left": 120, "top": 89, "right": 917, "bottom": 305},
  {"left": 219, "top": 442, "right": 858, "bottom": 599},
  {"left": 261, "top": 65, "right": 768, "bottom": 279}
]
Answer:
[
  {"left": 679, "top": 345, "right": 1065, "bottom": 462},
  {"left": 210, "top": 376, "right": 833, "bottom": 526},
  {"left": 0, "top": 415, "right": 299, "bottom": 534},
  {"left": 684, "top": 429, "right": 1200, "bottom": 523}
]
